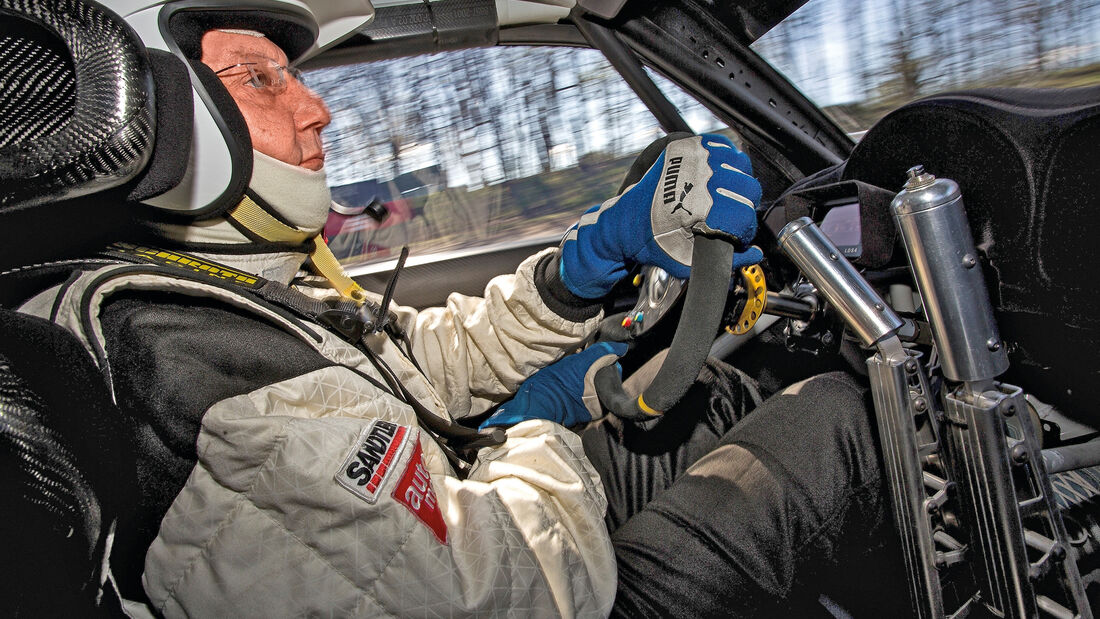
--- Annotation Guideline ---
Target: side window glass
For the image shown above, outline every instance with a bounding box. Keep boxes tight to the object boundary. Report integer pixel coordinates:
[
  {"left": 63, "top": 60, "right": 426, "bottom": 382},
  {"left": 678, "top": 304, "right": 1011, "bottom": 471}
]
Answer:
[
  {"left": 306, "top": 46, "right": 677, "bottom": 267},
  {"left": 647, "top": 68, "right": 742, "bottom": 147},
  {"left": 751, "top": 0, "right": 1100, "bottom": 136}
]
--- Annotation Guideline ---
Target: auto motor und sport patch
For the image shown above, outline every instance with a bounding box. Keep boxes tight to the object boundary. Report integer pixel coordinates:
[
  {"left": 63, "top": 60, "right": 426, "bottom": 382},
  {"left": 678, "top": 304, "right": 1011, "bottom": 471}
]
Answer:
[
  {"left": 336, "top": 419, "right": 409, "bottom": 503},
  {"left": 393, "top": 438, "right": 448, "bottom": 544}
]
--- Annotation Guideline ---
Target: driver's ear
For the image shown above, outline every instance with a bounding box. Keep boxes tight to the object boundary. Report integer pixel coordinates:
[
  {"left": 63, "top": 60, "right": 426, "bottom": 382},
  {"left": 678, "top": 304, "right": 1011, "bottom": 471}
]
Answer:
[{"left": 617, "top": 131, "right": 694, "bottom": 194}]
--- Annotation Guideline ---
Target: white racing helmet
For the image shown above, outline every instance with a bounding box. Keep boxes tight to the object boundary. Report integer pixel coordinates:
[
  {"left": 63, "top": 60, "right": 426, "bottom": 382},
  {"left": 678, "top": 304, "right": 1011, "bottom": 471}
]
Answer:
[{"left": 100, "top": 0, "right": 375, "bottom": 218}]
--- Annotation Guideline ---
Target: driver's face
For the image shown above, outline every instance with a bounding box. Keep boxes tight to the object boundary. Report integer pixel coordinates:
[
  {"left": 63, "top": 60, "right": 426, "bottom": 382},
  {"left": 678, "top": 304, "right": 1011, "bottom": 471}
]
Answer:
[{"left": 200, "top": 30, "right": 331, "bottom": 170}]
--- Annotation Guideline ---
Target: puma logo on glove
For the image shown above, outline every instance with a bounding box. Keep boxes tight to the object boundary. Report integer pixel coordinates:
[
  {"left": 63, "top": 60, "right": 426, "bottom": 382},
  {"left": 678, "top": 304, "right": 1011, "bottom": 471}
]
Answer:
[
  {"left": 558, "top": 133, "right": 763, "bottom": 299},
  {"left": 671, "top": 182, "right": 694, "bottom": 215}
]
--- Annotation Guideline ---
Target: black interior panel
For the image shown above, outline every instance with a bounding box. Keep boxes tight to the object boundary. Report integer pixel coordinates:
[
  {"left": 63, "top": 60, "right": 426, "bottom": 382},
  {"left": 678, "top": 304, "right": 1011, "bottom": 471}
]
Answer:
[{"left": 844, "top": 87, "right": 1100, "bottom": 422}]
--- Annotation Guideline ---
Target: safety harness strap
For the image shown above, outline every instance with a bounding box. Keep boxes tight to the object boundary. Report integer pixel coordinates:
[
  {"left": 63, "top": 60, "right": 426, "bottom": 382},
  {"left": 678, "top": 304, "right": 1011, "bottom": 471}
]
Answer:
[
  {"left": 227, "top": 195, "right": 369, "bottom": 302},
  {"left": 310, "top": 234, "right": 368, "bottom": 302},
  {"left": 226, "top": 195, "right": 312, "bottom": 244},
  {"left": 106, "top": 243, "right": 385, "bottom": 342},
  {"left": 101, "top": 239, "right": 504, "bottom": 458}
]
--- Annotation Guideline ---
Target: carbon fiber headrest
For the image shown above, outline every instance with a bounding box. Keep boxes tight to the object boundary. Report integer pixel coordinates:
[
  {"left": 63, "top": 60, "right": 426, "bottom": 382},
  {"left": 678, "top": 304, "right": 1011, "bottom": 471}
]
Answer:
[{"left": 0, "top": 0, "right": 155, "bottom": 211}]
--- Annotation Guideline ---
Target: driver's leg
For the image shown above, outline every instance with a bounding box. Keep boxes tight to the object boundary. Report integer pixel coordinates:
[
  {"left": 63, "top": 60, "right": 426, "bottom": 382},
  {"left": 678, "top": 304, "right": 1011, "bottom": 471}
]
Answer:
[
  {"left": 608, "top": 371, "right": 897, "bottom": 617},
  {"left": 581, "top": 358, "right": 762, "bottom": 531}
]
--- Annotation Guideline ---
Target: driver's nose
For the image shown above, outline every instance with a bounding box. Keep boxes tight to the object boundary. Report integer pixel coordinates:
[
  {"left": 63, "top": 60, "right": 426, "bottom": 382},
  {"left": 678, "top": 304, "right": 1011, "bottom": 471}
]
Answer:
[{"left": 294, "top": 83, "right": 331, "bottom": 133}]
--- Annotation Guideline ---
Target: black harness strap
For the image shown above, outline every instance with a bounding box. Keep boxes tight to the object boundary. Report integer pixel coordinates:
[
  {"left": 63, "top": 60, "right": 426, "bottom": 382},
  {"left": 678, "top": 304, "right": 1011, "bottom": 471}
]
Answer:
[{"left": 106, "top": 243, "right": 389, "bottom": 340}]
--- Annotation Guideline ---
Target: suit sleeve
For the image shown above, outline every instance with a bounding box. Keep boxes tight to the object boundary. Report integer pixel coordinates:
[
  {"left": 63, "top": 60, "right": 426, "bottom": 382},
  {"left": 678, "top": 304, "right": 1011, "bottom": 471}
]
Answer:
[{"left": 397, "top": 248, "right": 604, "bottom": 419}]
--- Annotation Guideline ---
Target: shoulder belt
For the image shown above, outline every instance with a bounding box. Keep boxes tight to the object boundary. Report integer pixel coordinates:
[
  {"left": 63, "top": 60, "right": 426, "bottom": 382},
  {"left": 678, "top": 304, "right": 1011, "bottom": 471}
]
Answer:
[
  {"left": 84, "top": 245, "right": 505, "bottom": 459},
  {"left": 106, "top": 243, "right": 392, "bottom": 343}
]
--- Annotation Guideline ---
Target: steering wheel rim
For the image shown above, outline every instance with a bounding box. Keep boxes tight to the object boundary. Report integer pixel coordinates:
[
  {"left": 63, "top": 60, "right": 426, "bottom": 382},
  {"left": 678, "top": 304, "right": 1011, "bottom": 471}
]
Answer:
[{"left": 594, "top": 236, "right": 735, "bottom": 419}]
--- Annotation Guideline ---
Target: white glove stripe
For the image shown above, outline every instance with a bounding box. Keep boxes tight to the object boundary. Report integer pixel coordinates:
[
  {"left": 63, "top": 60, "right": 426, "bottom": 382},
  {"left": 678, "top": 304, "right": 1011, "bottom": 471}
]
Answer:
[
  {"left": 579, "top": 211, "right": 600, "bottom": 227},
  {"left": 720, "top": 163, "right": 753, "bottom": 178},
  {"left": 562, "top": 228, "right": 578, "bottom": 243},
  {"left": 717, "top": 187, "right": 755, "bottom": 208},
  {"left": 706, "top": 140, "right": 733, "bottom": 149}
]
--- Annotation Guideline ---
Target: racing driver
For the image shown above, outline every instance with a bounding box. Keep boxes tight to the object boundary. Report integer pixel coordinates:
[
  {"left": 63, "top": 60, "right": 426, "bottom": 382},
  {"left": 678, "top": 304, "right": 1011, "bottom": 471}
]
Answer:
[{"left": 18, "top": 1, "right": 893, "bottom": 616}]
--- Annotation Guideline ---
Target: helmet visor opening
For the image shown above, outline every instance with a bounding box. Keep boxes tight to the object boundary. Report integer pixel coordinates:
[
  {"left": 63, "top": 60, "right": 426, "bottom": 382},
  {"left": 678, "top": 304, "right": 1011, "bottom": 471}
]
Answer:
[{"left": 165, "top": 4, "right": 318, "bottom": 64}]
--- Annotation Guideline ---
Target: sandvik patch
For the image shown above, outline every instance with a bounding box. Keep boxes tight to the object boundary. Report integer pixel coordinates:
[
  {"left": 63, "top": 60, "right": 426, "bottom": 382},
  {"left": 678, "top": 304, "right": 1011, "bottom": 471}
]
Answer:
[{"left": 336, "top": 420, "right": 409, "bottom": 504}]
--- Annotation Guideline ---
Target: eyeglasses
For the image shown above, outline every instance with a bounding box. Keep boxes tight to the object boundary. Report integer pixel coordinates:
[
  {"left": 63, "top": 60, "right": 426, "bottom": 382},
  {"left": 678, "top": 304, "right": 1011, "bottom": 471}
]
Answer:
[{"left": 215, "top": 59, "right": 304, "bottom": 94}]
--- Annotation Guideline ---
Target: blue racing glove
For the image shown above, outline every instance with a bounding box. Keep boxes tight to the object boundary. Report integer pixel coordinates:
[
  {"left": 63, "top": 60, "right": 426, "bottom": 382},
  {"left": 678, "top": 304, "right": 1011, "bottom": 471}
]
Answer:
[
  {"left": 479, "top": 341, "right": 629, "bottom": 429},
  {"left": 559, "top": 133, "right": 763, "bottom": 299}
]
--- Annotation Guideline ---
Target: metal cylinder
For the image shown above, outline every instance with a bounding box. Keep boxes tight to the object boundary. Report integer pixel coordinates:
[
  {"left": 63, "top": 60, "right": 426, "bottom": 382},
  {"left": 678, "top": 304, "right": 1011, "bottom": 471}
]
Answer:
[
  {"left": 778, "top": 217, "right": 903, "bottom": 346},
  {"left": 891, "top": 166, "right": 1009, "bottom": 382}
]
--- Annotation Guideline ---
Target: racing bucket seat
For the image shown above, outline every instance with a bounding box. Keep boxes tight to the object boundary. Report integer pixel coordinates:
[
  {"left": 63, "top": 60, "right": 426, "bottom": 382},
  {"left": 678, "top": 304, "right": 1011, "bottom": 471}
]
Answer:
[{"left": 0, "top": 0, "right": 164, "bottom": 614}]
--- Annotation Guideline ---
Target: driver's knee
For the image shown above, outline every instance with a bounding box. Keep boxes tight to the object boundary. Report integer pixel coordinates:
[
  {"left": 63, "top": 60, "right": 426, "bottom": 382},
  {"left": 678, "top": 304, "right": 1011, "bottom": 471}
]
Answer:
[
  {"left": 721, "top": 371, "right": 882, "bottom": 489},
  {"left": 610, "top": 413, "right": 885, "bottom": 618},
  {"left": 705, "top": 369, "right": 887, "bottom": 552},
  {"left": 608, "top": 371, "right": 891, "bottom": 615}
]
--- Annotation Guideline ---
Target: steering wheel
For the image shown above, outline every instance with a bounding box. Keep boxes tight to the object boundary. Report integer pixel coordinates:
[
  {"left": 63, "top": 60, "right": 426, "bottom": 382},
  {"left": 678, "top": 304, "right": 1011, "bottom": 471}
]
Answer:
[
  {"left": 594, "top": 235, "right": 736, "bottom": 418},
  {"left": 587, "top": 132, "right": 748, "bottom": 419}
]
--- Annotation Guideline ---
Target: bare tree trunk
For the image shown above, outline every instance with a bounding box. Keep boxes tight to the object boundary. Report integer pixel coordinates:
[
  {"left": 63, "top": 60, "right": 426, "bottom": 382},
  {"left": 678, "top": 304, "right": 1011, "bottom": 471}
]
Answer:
[
  {"left": 1018, "top": 0, "right": 1047, "bottom": 71},
  {"left": 885, "top": 0, "right": 924, "bottom": 103},
  {"left": 847, "top": 0, "right": 872, "bottom": 96}
]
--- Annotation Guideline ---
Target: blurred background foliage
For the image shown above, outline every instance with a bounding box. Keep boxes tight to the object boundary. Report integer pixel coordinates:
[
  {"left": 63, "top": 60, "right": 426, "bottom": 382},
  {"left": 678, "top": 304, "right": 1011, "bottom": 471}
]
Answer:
[{"left": 754, "top": 0, "right": 1100, "bottom": 132}]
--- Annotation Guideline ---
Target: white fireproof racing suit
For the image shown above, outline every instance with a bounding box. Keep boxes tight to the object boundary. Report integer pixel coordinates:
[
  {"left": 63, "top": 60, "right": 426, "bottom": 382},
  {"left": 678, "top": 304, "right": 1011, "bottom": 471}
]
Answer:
[{"left": 18, "top": 246, "right": 614, "bottom": 618}]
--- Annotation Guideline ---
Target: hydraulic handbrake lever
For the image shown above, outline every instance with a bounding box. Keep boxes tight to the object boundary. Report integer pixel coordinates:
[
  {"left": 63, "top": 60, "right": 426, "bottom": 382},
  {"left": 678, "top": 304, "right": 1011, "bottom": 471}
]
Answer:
[
  {"left": 778, "top": 217, "right": 956, "bottom": 615},
  {"left": 779, "top": 187, "right": 1091, "bottom": 619},
  {"left": 890, "top": 167, "right": 1090, "bottom": 619}
]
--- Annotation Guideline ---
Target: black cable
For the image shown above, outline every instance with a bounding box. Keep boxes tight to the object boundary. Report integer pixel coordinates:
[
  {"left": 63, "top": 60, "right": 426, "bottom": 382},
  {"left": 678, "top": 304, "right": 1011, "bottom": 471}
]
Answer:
[
  {"left": 357, "top": 344, "right": 469, "bottom": 473},
  {"left": 358, "top": 342, "right": 504, "bottom": 474},
  {"left": 389, "top": 329, "right": 425, "bottom": 376},
  {"left": 341, "top": 363, "right": 398, "bottom": 398},
  {"left": 374, "top": 246, "right": 408, "bottom": 334}
]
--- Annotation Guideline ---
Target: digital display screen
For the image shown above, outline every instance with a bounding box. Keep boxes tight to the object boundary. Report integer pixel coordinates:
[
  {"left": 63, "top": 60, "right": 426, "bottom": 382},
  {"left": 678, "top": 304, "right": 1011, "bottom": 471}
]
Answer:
[{"left": 819, "top": 202, "right": 862, "bottom": 259}]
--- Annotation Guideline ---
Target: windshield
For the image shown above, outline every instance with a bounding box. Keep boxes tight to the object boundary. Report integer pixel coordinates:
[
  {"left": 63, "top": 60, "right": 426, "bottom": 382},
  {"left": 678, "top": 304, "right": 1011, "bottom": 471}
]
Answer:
[
  {"left": 306, "top": 46, "right": 730, "bottom": 269},
  {"left": 753, "top": 0, "right": 1100, "bottom": 135}
]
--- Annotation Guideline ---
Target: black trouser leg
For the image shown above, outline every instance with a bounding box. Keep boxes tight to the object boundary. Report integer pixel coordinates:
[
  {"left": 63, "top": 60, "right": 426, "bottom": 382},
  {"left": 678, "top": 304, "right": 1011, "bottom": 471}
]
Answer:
[
  {"left": 581, "top": 358, "right": 761, "bottom": 532},
  {"left": 587, "top": 371, "right": 897, "bottom": 617}
]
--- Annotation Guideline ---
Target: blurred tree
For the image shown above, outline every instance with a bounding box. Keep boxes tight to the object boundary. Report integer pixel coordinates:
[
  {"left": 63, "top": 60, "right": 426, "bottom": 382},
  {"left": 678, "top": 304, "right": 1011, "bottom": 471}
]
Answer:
[
  {"left": 845, "top": 0, "right": 873, "bottom": 95},
  {"left": 1018, "top": 0, "right": 1048, "bottom": 71}
]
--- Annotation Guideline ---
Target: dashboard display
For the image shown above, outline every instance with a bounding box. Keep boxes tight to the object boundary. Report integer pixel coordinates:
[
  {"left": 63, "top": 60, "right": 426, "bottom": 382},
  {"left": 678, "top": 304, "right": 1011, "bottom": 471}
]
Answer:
[{"left": 819, "top": 201, "right": 862, "bottom": 259}]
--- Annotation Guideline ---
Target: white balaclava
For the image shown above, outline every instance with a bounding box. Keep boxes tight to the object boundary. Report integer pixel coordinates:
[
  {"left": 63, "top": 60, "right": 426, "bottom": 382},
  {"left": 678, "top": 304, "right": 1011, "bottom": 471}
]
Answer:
[
  {"left": 159, "top": 150, "right": 332, "bottom": 244},
  {"left": 249, "top": 149, "right": 333, "bottom": 233},
  {"left": 156, "top": 149, "right": 336, "bottom": 282}
]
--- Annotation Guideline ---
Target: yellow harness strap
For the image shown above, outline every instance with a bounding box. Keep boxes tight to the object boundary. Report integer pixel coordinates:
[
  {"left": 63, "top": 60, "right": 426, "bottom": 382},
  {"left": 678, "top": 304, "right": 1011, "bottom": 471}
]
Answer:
[
  {"left": 311, "top": 234, "right": 368, "bottom": 302},
  {"left": 227, "top": 195, "right": 368, "bottom": 302}
]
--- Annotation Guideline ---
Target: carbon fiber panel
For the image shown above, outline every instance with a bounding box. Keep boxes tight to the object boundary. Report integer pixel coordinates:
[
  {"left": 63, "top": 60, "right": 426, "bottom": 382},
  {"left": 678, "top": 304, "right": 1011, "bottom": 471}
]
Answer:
[
  {"left": 0, "top": 0, "right": 154, "bottom": 208},
  {"left": 0, "top": 353, "right": 101, "bottom": 551}
]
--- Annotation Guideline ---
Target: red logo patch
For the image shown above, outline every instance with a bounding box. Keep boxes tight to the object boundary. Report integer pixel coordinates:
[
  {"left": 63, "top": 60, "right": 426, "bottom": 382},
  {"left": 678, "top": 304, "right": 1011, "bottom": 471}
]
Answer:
[{"left": 393, "top": 440, "right": 449, "bottom": 544}]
